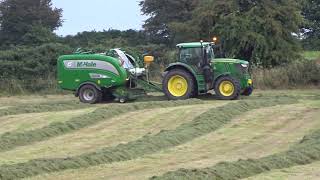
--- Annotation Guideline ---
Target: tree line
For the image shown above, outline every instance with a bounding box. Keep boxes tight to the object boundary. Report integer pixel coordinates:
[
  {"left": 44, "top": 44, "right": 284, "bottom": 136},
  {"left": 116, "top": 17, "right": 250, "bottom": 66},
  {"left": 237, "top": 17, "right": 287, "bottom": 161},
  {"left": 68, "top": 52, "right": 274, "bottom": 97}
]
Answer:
[
  {"left": 0, "top": 0, "right": 319, "bottom": 80},
  {"left": 140, "top": 0, "right": 320, "bottom": 66}
]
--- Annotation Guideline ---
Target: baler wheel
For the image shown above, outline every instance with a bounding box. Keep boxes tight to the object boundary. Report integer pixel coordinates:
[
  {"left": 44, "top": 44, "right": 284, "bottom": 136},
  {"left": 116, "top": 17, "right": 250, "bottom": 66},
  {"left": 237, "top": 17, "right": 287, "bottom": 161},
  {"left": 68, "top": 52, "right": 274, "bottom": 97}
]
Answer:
[
  {"left": 79, "top": 84, "right": 102, "bottom": 104},
  {"left": 119, "top": 98, "right": 126, "bottom": 103}
]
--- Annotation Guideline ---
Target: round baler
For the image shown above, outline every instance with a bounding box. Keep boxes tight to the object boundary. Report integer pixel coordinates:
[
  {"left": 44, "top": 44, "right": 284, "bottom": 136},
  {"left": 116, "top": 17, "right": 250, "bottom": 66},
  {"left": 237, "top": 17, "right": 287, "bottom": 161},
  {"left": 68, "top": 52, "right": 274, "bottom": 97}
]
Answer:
[{"left": 57, "top": 49, "right": 160, "bottom": 104}]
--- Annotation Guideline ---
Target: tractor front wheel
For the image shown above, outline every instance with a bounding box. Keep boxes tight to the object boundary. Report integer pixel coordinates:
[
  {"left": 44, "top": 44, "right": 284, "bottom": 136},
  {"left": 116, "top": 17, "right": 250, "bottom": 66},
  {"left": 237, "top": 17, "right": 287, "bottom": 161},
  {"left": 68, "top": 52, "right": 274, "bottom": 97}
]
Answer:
[
  {"left": 79, "top": 84, "right": 102, "bottom": 104},
  {"left": 215, "top": 76, "right": 241, "bottom": 100},
  {"left": 163, "top": 69, "right": 195, "bottom": 100}
]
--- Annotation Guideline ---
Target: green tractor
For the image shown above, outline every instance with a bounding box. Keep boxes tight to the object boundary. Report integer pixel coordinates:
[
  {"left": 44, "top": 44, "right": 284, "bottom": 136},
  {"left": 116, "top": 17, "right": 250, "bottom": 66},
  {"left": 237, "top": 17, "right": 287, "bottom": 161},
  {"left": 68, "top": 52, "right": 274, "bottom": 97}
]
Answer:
[{"left": 162, "top": 42, "right": 253, "bottom": 100}]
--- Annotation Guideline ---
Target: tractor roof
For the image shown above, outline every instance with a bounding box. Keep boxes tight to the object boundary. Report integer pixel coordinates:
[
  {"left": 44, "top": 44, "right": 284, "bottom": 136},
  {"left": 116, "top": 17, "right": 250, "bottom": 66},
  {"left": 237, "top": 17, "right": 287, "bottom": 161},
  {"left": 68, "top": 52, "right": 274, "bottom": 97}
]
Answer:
[{"left": 176, "top": 42, "right": 211, "bottom": 48}]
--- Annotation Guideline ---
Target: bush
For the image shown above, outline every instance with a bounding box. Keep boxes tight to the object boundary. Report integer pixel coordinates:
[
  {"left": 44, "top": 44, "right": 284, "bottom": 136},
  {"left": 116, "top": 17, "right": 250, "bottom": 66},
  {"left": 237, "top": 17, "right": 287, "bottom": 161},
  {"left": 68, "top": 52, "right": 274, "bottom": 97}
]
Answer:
[
  {"left": 0, "top": 77, "right": 58, "bottom": 95},
  {"left": 0, "top": 43, "right": 72, "bottom": 79},
  {"left": 0, "top": 43, "right": 72, "bottom": 94},
  {"left": 253, "top": 60, "right": 320, "bottom": 89}
]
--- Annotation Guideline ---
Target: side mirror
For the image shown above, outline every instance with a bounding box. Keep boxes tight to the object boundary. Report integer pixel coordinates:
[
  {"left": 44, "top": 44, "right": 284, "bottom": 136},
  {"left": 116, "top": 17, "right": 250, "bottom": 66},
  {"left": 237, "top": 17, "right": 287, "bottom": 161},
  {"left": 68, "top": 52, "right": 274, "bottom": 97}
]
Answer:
[{"left": 144, "top": 55, "right": 154, "bottom": 67}]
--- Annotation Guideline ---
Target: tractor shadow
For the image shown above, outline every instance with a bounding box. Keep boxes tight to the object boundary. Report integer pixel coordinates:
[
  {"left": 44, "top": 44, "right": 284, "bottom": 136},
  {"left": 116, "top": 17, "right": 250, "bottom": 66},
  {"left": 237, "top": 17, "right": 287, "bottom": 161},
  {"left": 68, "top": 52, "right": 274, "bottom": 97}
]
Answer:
[{"left": 99, "top": 94, "right": 222, "bottom": 104}]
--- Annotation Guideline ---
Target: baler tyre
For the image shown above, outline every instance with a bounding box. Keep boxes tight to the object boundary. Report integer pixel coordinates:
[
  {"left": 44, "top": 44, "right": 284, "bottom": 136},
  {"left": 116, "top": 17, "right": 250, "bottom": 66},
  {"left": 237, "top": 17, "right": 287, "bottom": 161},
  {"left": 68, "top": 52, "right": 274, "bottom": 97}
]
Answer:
[
  {"left": 79, "top": 84, "right": 102, "bottom": 104},
  {"left": 119, "top": 98, "right": 126, "bottom": 104},
  {"left": 215, "top": 76, "right": 241, "bottom": 100},
  {"left": 163, "top": 69, "right": 195, "bottom": 100}
]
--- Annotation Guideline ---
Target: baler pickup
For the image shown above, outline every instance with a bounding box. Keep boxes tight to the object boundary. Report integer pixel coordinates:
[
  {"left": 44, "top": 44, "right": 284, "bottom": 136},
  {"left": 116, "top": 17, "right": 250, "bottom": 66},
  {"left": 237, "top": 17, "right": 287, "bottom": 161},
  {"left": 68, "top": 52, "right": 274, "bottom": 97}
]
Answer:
[{"left": 133, "top": 77, "right": 162, "bottom": 93}]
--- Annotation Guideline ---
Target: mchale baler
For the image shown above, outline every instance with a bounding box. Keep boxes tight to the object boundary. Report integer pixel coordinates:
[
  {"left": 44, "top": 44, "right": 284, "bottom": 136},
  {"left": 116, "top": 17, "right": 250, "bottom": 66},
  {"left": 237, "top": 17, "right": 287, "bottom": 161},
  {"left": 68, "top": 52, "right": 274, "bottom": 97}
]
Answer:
[{"left": 58, "top": 48, "right": 161, "bottom": 103}]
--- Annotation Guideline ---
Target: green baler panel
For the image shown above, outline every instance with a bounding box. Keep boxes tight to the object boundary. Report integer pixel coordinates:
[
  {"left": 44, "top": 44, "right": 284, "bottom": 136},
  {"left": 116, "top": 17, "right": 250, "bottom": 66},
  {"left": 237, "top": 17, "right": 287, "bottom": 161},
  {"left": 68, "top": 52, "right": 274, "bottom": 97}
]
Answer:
[{"left": 57, "top": 54, "right": 128, "bottom": 91}]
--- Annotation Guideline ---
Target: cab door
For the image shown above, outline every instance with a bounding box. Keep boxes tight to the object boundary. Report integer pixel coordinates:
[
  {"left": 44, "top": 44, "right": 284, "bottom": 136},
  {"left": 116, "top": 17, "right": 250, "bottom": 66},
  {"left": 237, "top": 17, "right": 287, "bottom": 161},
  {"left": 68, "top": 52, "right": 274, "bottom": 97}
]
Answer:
[{"left": 179, "top": 47, "right": 203, "bottom": 74}]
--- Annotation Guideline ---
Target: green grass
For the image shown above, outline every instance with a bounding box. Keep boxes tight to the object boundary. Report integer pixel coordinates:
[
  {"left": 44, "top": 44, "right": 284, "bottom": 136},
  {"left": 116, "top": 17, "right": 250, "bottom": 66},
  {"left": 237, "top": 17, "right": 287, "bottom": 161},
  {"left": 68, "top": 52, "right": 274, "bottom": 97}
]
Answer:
[
  {"left": 0, "top": 91, "right": 319, "bottom": 180},
  {"left": 32, "top": 102, "right": 320, "bottom": 180},
  {"left": 152, "top": 98, "right": 320, "bottom": 180},
  {"left": 152, "top": 128, "right": 320, "bottom": 180},
  {"left": 0, "top": 108, "right": 96, "bottom": 136},
  {"left": 245, "top": 161, "right": 320, "bottom": 180},
  {"left": 0, "top": 97, "right": 299, "bottom": 179},
  {"left": 0, "top": 99, "right": 205, "bottom": 152},
  {"left": 0, "top": 100, "right": 93, "bottom": 118},
  {"left": 303, "top": 51, "right": 320, "bottom": 60},
  {"left": 0, "top": 103, "right": 220, "bottom": 165}
]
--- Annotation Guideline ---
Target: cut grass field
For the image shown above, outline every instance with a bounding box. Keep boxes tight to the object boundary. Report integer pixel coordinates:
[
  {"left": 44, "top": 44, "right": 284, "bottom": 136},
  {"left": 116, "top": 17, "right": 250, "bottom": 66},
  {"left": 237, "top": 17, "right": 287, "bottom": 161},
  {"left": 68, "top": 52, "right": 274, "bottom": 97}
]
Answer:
[
  {"left": 0, "top": 90, "right": 319, "bottom": 180},
  {"left": 0, "top": 108, "right": 96, "bottom": 136},
  {"left": 0, "top": 103, "right": 223, "bottom": 165},
  {"left": 245, "top": 161, "right": 320, "bottom": 180}
]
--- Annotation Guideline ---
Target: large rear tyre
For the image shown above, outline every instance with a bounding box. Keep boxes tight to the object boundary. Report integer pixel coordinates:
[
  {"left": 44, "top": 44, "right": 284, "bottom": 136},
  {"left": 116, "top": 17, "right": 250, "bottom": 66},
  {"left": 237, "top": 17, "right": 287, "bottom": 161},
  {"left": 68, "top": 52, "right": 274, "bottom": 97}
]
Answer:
[
  {"left": 163, "top": 69, "right": 195, "bottom": 100},
  {"left": 79, "top": 84, "right": 102, "bottom": 104},
  {"left": 215, "top": 76, "right": 241, "bottom": 100}
]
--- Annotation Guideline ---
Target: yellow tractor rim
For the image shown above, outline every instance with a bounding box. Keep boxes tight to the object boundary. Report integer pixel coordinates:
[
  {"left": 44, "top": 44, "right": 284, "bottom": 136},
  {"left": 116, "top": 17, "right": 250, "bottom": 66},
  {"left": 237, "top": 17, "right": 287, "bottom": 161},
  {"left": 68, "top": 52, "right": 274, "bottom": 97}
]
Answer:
[
  {"left": 219, "top": 81, "right": 235, "bottom": 97},
  {"left": 168, "top": 75, "right": 188, "bottom": 97}
]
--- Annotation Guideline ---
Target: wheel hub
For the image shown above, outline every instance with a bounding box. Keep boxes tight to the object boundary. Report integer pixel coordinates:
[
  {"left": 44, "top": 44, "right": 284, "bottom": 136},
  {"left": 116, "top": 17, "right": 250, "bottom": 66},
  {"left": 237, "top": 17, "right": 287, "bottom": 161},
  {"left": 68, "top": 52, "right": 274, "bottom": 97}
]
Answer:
[
  {"left": 83, "top": 89, "right": 95, "bottom": 101},
  {"left": 168, "top": 75, "right": 188, "bottom": 97},
  {"left": 223, "top": 84, "right": 232, "bottom": 92},
  {"left": 219, "top": 81, "right": 235, "bottom": 97},
  {"left": 176, "top": 83, "right": 183, "bottom": 90}
]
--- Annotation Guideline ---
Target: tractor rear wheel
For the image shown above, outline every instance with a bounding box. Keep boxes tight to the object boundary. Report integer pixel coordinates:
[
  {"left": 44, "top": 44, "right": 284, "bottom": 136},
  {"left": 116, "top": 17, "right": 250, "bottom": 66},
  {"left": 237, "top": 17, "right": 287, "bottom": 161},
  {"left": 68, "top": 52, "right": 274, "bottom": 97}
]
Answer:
[
  {"left": 163, "top": 69, "right": 195, "bottom": 100},
  {"left": 79, "top": 84, "right": 102, "bottom": 104},
  {"left": 215, "top": 76, "right": 241, "bottom": 100}
]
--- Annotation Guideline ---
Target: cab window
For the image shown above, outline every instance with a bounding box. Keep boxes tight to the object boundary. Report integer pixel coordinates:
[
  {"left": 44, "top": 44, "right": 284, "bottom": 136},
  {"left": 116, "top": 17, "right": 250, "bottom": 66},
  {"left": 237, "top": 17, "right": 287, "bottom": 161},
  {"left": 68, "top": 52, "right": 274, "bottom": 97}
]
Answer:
[{"left": 180, "top": 48, "right": 202, "bottom": 65}]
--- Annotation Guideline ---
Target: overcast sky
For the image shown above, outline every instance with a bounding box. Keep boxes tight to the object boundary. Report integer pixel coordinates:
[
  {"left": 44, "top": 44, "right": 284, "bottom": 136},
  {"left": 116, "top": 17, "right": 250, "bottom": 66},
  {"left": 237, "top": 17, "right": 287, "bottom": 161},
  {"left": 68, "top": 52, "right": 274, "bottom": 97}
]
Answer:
[{"left": 52, "top": 0, "right": 147, "bottom": 36}]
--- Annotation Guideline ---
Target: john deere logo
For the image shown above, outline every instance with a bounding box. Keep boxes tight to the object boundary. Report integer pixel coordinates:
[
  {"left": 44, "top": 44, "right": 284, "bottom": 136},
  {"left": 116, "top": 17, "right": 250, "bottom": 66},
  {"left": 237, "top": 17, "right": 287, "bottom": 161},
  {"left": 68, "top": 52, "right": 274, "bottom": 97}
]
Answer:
[{"left": 77, "top": 62, "right": 97, "bottom": 68}]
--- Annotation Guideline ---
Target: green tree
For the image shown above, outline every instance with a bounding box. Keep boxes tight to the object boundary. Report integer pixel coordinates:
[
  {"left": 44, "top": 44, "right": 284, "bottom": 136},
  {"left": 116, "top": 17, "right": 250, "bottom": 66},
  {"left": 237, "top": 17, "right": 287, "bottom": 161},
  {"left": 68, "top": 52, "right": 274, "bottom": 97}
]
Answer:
[
  {"left": 302, "top": 0, "right": 320, "bottom": 50},
  {"left": 141, "top": 0, "right": 304, "bottom": 67},
  {"left": 191, "top": 0, "right": 304, "bottom": 66},
  {"left": 21, "top": 25, "right": 57, "bottom": 45},
  {"left": 140, "top": 0, "right": 200, "bottom": 45},
  {"left": 208, "top": 0, "right": 303, "bottom": 67},
  {"left": 0, "top": 0, "right": 62, "bottom": 46}
]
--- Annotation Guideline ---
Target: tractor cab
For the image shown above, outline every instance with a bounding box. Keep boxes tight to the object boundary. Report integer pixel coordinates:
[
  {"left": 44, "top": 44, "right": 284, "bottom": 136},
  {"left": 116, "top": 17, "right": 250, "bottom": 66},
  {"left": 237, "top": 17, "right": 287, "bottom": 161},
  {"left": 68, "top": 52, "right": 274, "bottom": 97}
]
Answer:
[
  {"left": 162, "top": 41, "right": 253, "bottom": 100},
  {"left": 178, "top": 42, "right": 214, "bottom": 73}
]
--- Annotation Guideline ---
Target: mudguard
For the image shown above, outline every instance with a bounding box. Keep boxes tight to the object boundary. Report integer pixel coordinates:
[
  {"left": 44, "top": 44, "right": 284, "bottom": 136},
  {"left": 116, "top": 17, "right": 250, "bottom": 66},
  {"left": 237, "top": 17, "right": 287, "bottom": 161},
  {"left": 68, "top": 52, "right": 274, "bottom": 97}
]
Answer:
[{"left": 164, "top": 62, "right": 198, "bottom": 78}]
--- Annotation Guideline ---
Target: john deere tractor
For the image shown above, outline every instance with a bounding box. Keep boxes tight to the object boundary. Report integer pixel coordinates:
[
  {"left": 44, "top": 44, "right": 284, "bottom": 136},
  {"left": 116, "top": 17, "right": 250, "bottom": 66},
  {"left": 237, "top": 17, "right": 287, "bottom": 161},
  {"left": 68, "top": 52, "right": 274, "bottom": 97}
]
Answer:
[{"left": 162, "top": 42, "right": 253, "bottom": 100}]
